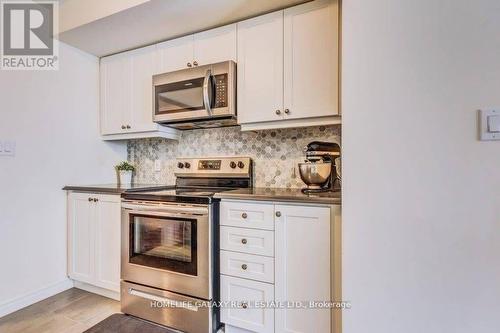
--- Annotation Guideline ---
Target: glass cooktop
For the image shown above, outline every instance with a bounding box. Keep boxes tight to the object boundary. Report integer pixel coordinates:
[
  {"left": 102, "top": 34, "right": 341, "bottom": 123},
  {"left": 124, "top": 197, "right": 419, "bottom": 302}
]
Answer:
[{"left": 122, "top": 186, "right": 237, "bottom": 204}]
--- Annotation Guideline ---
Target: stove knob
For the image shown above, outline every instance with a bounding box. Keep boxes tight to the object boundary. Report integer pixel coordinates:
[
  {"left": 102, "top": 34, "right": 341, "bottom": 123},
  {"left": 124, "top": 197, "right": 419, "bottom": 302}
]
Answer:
[
  {"left": 238, "top": 161, "right": 245, "bottom": 169},
  {"left": 184, "top": 162, "right": 191, "bottom": 169},
  {"left": 230, "top": 161, "right": 237, "bottom": 169},
  {"left": 177, "top": 162, "right": 184, "bottom": 169}
]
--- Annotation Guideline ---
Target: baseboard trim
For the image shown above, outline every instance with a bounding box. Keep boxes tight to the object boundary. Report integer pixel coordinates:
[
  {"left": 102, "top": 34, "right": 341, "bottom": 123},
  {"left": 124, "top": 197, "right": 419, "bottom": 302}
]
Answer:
[
  {"left": 0, "top": 279, "right": 74, "bottom": 318},
  {"left": 73, "top": 281, "right": 120, "bottom": 301}
]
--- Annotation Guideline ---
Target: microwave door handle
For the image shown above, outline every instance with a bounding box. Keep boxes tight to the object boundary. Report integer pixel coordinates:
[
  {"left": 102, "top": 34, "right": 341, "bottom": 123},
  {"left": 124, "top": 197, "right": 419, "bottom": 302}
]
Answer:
[{"left": 203, "top": 69, "right": 213, "bottom": 116}]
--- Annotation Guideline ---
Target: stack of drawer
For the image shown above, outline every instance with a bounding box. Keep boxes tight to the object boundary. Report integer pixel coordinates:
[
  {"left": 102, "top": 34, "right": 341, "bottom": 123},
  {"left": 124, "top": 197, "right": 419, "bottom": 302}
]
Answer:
[{"left": 220, "top": 201, "right": 276, "bottom": 333}]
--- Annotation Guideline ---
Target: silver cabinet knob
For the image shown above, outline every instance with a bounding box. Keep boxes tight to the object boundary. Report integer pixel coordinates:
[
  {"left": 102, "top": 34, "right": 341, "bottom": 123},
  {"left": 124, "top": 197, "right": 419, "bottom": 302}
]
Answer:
[
  {"left": 187, "top": 62, "right": 192, "bottom": 67},
  {"left": 193, "top": 61, "right": 198, "bottom": 66},
  {"left": 284, "top": 109, "right": 290, "bottom": 114},
  {"left": 126, "top": 125, "right": 131, "bottom": 129},
  {"left": 241, "top": 264, "right": 248, "bottom": 270},
  {"left": 276, "top": 211, "right": 281, "bottom": 217},
  {"left": 241, "top": 238, "right": 248, "bottom": 245},
  {"left": 275, "top": 109, "right": 281, "bottom": 115},
  {"left": 241, "top": 212, "right": 248, "bottom": 219},
  {"left": 241, "top": 302, "right": 248, "bottom": 309},
  {"left": 121, "top": 125, "right": 126, "bottom": 129},
  {"left": 93, "top": 198, "right": 99, "bottom": 202}
]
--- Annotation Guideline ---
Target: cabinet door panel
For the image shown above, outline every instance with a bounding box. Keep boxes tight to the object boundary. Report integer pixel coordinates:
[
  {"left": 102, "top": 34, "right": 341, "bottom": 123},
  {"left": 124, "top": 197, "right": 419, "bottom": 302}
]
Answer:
[
  {"left": 129, "top": 45, "right": 158, "bottom": 132},
  {"left": 193, "top": 24, "right": 236, "bottom": 66},
  {"left": 155, "top": 35, "right": 194, "bottom": 74},
  {"left": 221, "top": 275, "right": 275, "bottom": 333},
  {"left": 68, "top": 193, "right": 95, "bottom": 284},
  {"left": 94, "top": 194, "right": 121, "bottom": 292},
  {"left": 284, "top": 0, "right": 339, "bottom": 119},
  {"left": 100, "top": 53, "right": 130, "bottom": 135},
  {"left": 237, "top": 11, "right": 284, "bottom": 124},
  {"left": 275, "top": 204, "right": 331, "bottom": 333}
]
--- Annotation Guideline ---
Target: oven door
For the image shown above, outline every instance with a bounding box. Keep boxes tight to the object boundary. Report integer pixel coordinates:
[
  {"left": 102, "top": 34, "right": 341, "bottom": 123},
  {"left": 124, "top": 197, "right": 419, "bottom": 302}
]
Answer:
[{"left": 121, "top": 201, "right": 212, "bottom": 300}]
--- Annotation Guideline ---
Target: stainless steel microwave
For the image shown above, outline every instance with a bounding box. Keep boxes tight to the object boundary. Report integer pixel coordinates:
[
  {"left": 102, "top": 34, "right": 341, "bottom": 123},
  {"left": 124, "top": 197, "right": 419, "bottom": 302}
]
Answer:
[{"left": 153, "top": 60, "right": 236, "bottom": 129}]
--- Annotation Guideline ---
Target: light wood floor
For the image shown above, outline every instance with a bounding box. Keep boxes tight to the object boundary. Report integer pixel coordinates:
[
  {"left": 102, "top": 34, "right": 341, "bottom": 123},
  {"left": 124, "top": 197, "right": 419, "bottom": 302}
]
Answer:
[{"left": 0, "top": 288, "right": 120, "bottom": 333}]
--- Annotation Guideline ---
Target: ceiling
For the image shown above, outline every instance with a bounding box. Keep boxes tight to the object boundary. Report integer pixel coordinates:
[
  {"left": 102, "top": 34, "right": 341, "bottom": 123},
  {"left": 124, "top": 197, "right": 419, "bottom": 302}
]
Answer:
[{"left": 57, "top": 0, "right": 309, "bottom": 57}]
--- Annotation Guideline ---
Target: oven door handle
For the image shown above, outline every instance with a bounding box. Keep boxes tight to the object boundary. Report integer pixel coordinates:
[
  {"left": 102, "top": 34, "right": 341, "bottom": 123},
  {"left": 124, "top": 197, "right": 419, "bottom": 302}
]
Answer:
[
  {"left": 128, "top": 288, "right": 199, "bottom": 312},
  {"left": 122, "top": 202, "right": 208, "bottom": 215},
  {"left": 203, "top": 69, "right": 213, "bottom": 116}
]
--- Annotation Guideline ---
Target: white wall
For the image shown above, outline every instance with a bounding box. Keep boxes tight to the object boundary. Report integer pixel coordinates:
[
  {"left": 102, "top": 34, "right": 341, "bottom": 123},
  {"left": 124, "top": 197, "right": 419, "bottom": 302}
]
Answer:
[
  {"left": 342, "top": 0, "right": 500, "bottom": 332},
  {"left": 0, "top": 43, "right": 126, "bottom": 314}
]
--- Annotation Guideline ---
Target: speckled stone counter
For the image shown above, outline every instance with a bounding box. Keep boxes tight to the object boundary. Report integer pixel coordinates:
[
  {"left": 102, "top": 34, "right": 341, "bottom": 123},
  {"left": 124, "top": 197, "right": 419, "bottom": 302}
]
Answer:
[
  {"left": 215, "top": 187, "right": 341, "bottom": 205},
  {"left": 63, "top": 184, "right": 172, "bottom": 194}
]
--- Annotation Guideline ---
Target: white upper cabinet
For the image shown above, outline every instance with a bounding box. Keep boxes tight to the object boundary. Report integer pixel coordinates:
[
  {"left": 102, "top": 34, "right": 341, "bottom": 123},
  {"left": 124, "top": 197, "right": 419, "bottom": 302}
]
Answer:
[
  {"left": 100, "top": 52, "right": 130, "bottom": 135},
  {"left": 155, "top": 35, "right": 194, "bottom": 74},
  {"left": 193, "top": 24, "right": 237, "bottom": 66},
  {"left": 237, "top": 11, "right": 284, "bottom": 124},
  {"left": 274, "top": 204, "right": 332, "bottom": 333},
  {"left": 283, "top": 0, "right": 339, "bottom": 120},
  {"left": 237, "top": 0, "right": 340, "bottom": 131},
  {"left": 129, "top": 45, "right": 157, "bottom": 132},
  {"left": 100, "top": 45, "right": 179, "bottom": 140}
]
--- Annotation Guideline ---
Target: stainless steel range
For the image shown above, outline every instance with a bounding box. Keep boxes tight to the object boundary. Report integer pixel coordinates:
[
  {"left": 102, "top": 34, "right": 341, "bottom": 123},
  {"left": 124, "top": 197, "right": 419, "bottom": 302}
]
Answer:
[{"left": 120, "top": 157, "right": 252, "bottom": 333}]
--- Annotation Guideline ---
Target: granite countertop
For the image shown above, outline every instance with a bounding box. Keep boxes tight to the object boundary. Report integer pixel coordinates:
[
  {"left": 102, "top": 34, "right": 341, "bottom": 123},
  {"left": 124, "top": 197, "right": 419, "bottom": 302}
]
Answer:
[
  {"left": 215, "top": 187, "right": 341, "bottom": 205},
  {"left": 62, "top": 184, "right": 172, "bottom": 194}
]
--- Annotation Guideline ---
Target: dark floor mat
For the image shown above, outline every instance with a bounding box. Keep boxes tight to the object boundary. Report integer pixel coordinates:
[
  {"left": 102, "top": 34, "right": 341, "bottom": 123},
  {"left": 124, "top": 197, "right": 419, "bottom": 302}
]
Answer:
[{"left": 84, "top": 314, "right": 178, "bottom": 333}]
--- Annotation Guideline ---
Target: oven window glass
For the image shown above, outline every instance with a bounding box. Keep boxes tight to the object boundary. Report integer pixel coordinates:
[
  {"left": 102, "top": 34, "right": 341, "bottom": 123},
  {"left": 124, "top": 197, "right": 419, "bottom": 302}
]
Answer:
[
  {"left": 155, "top": 77, "right": 205, "bottom": 114},
  {"left": 129, "top": 214, "right": 197, "bottom": 276}
]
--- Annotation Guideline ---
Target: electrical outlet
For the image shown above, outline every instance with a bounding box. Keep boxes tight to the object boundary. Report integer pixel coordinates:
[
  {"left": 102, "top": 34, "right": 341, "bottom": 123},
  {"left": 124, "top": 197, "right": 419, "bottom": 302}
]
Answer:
[
  {"left": 154, "top": 160, "right": 162, "bottom": 172},
  {"left": 0, "top": 140, "right": 15, "bottom": 156}
]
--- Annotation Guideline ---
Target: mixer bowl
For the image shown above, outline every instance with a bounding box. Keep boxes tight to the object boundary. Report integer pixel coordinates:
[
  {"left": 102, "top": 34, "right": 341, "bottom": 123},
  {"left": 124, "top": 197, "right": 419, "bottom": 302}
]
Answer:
[{"left": 298, "top": 161, "right": 332, "bottom": 188}]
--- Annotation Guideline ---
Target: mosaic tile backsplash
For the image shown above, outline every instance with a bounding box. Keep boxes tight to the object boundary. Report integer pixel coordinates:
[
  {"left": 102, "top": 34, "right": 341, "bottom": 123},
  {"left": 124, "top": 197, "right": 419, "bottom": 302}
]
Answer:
[{"left": 127, "top": 125, "right": 341, "bottom": 188}]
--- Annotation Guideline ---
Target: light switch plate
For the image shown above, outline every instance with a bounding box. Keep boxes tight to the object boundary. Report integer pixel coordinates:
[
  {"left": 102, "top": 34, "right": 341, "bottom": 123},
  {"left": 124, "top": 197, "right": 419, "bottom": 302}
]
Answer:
[
  {"left": 154, "top": 160, "right": 161, "bottom": 172},
  {"left": 0, "top": 140, "right": 16, "bottom": 156},
  {"left": 479, "top": 109, "right": 500, "bottom": 141}
]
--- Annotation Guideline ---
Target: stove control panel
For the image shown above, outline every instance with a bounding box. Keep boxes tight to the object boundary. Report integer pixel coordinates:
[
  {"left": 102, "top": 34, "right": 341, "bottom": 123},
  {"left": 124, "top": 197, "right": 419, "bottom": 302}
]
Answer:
[{"left": 175, "top": 157, "right": 252, "bottom": 177}]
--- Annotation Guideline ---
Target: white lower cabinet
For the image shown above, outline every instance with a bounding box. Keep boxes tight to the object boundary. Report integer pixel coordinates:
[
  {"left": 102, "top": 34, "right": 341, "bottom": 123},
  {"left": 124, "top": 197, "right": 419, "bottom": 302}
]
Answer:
[
  {"left": 220, "top": 200, "right": 339, "bottom": 333},
  {"left": 67, "top": 192, "right": 121, "bottom": 295},
  {"left": 221, "top": 275, "right": 275, "bottom": 333}
]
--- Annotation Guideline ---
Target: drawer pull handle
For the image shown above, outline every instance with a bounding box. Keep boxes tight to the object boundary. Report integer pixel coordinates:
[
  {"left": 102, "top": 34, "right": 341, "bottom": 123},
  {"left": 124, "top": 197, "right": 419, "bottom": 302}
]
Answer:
[
  {"left": 241, "top": 302, "right": 248, "bottom": 309},
  {"left": 276, "top": 211, "right": 282, "bottom": 217},
  {"left": 241, "top": 238, "right": 248, "bottom": 245},
  {"left": 88, "top": 197, "right": 93, "bottom": 202},
  {"left": 241, "top": 212, "right": 248, "bottom": 219},
  {"left": 241, "top": 264, "right": 248, "bottom": 270}
]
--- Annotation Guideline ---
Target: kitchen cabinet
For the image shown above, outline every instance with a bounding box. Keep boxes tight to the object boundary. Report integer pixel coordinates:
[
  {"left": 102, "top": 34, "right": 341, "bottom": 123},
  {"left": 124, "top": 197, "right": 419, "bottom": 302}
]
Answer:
[
  {"left": 274, "top": 204, "right": 331, "bottom": 333},
  {"left": 283, "top": 0, "right": 339, "bottom": 121},
  {"left": 155, "top": 24, "right": 236, "bottom": 73},
  {"left": 193, "top": 24, "right": 237, "bottom": 66},
  {"left": 237, "top": 11, "right": 284, "bottom": 124},
  {"left": 67, "top": 192, "right": 121, "bottom": 297},
  {"left": 100, "top": 46, "right": 179, "bottom": 140},
  {"left": 237, "top": 0, "right": 340, "bottom": 131},
  {"left": 155, "top": 35, "right": 194, "bottom": 73},
  {"left": 220, "top": 200, "right": 341, "bottom": 333}
]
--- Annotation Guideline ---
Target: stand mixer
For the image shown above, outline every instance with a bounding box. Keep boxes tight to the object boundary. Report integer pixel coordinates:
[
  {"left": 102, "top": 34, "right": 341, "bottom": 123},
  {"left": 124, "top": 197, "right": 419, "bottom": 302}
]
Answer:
[{"left": 298, "top": 141, "right": 341, "bottom": 193}]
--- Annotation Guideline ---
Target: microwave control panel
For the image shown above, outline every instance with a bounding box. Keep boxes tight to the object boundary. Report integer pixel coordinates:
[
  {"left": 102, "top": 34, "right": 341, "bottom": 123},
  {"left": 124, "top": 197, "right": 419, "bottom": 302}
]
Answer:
[{"left": 214, "top": 74, "right": 228, "bottom": 108}]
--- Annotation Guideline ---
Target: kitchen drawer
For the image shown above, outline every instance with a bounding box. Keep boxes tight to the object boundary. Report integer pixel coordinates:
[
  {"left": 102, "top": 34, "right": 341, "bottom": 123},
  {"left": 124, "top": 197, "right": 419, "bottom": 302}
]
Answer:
[
  {"left": 221, "top": 250, "right": 274, "bottom": 283},
  {"left": 221, "top": 226, "right": 274, "bottom": 257},
  {"left": 221, "top": 275, "right": 274, "bottom": 333},
  {"left": 221, "top": 201, "right": 275, "bottom": 230}
]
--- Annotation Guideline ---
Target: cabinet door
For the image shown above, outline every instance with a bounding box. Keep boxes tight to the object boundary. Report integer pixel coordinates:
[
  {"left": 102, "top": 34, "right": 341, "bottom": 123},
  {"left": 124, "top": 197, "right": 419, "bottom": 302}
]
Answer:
[
  {"left": 155, "top": 35, "right": 194, "bottom": 74},
  {"left": 67, "top": 193, "right": 95, "bottom": 284},
  {"left": 275, "top": 204, "right": 331, "bottom": 333},
  {"left": 100, "top": 53, "right": 131, "bottom": 135},
  {"left": 94, "top": 194, "right": 121, "bottom": 292},
  {"left": 129, "top": 45, "right": 158, "bottom": 132},
  {"left": 237, "top": 11, "right": 284, "bottom": 124},
  {"left": 193, "top": 24, "right": 237, "bottom": 66},
  {"left": 283, "top": 0, "right": 339, "bottom": 119}
]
